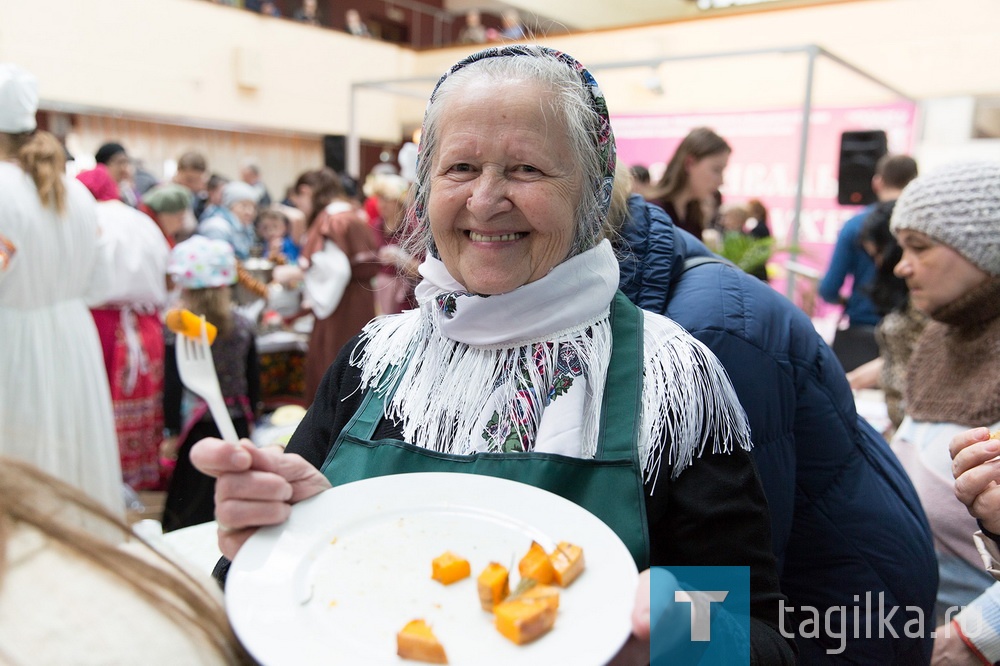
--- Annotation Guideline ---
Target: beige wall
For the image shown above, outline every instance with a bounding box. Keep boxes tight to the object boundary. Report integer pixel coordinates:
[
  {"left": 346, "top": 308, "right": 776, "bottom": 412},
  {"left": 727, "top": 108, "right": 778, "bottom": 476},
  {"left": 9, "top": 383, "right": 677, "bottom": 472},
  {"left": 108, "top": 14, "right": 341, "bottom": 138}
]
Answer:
[
  {"left": 6, "top": 0, "right": 999, "bottom": 134},
  {"left": 414, "top": 0, "right": 1000, "bottom": 113},
  {"left": 0, "top": 0, "right": 414, "bottom": 140},
  {"left": 2, "top": 0, "right": 997, "bottom": 181}
]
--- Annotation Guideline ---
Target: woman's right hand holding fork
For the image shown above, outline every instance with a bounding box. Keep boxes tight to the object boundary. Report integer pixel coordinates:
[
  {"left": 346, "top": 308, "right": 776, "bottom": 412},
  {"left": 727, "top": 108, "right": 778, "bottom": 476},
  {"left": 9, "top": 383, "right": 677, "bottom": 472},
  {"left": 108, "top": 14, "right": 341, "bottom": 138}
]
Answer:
[{"left": 190, "top": 438, "right": 331, "bottom": 560}]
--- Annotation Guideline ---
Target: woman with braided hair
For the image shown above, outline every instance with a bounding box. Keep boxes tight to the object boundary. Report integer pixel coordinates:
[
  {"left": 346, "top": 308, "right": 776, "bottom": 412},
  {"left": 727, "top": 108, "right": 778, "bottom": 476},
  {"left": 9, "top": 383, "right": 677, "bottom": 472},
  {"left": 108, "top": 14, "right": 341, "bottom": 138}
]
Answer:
[{"left": 0, "top": 63, "right": 123, "bottom": 522}]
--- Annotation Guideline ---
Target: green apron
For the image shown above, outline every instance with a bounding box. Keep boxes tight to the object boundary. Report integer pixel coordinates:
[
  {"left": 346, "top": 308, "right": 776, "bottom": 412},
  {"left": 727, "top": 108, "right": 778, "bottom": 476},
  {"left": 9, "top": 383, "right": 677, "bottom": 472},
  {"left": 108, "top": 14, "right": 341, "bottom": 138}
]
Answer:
[{"left": 319, "top": 291, "right": 650, "bottom": 570}]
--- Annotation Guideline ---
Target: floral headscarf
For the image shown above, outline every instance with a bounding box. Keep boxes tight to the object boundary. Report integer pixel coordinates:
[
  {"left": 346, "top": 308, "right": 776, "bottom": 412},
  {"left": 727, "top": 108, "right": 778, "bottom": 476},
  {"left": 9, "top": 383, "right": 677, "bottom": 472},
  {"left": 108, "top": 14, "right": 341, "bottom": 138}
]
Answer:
[{"left": 409, "top": 45, "right": 616, "bottom": 256}]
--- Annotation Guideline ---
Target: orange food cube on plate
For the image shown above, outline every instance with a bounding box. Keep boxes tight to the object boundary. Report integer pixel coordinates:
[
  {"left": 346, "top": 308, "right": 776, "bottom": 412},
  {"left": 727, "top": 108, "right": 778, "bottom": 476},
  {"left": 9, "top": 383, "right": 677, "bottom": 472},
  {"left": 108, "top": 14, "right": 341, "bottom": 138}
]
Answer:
[
  {"left": 477, "top": 562, "right": 510, "bottom": 611},
  {"left": 518, "top": 584, "right": 560, "bottom": 612},
  {"left": 517, "top": 541, "right": 554, "bottom": 585},
  {"left": 397, "top": 619, "right": 448, "bottom": 664},
  {"left": 431, "top": 551, "right": 470, "bottom": 585},
  {"left": 549, "top": 541, "right": 585, "bottom": 587},
  {"left": 494, "top": 596, "right": 558, "bottom": 645}
]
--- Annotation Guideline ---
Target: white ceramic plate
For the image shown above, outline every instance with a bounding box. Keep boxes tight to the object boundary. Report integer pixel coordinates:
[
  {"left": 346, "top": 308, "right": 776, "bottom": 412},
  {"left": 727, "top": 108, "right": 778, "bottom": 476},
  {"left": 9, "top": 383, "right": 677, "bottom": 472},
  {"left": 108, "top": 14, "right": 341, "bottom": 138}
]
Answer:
[{"left": 226, "top": 472, "right": 639, "bottom": 666}]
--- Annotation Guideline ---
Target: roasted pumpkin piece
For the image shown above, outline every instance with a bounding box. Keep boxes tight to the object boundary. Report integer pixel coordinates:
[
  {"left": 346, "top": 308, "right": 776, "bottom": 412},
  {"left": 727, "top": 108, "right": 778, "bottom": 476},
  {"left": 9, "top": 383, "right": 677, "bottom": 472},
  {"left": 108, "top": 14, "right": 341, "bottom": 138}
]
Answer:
[
  {"left": 397, "top": 619, "right": 448, "bottom": 664},
  {"left": 549, "top": 541, "right": 585, "bottom": 587},
  {"left": 517, "top": 540, "right": 555, "bottom": 585},
  {"left": 518, "top": 584, "right": 560, "bottom": 612},
  {"left": 431, "top": 551, "right": 471, "bottom": 585},
  {"left": 477, "top": 562, "right": 510, "bottom": 611},
  {"left": 494, "top": 597, "right": 557, "bottom": 645},
  {"left": 165, "top": 308, "right": 218, "bottom": 345}
]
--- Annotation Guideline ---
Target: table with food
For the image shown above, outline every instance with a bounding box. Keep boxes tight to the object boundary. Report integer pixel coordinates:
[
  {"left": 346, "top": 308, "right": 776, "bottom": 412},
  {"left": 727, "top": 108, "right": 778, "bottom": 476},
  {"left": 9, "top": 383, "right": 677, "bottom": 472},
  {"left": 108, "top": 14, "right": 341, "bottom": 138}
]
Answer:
[{"left": 235, "top": 257, "right": 311, "bottom": 411}]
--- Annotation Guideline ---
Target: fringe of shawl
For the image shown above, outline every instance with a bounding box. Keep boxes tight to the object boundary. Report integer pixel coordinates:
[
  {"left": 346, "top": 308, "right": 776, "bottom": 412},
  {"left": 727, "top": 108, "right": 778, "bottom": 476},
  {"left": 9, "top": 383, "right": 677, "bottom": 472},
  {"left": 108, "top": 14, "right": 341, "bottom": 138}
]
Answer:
[
  {"left": 351, "top": 306, "right": 752, "bottom": 489},
  {"left": 639, "top": 313, "right": 752, "bottom": 490}
]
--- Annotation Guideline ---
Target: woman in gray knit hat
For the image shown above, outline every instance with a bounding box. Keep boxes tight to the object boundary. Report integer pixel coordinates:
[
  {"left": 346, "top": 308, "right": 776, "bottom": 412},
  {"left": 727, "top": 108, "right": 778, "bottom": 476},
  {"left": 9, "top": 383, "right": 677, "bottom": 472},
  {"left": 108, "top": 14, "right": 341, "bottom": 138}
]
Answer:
[{"left": 888, "top": 160, "right": 1000, "bottom": 663}]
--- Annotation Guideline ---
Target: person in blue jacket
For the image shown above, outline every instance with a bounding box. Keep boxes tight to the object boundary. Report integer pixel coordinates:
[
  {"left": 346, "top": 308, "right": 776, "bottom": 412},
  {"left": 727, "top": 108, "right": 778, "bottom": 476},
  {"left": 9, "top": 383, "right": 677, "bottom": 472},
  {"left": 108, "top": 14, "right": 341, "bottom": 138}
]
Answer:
[
  {"left": 819, "top": 155, "right": 918, "bottom": 372},
  {"left": 616, "top": 192, "right": 937, "bottom": 664}
]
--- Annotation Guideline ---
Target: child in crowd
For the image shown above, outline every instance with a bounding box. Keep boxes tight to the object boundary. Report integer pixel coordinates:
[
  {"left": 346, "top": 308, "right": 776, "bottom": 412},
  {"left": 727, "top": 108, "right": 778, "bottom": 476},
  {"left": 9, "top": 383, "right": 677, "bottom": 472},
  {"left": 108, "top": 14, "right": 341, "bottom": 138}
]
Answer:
[
  {"left": 255, "top": 205, "right": 299, "bottom": 263},
  {"left": 199, "top": 173, "right": 229, "bottom": 223},
  {"left": 161, "top": 236, "right": 259, "bottom": 532},
  {"left": 719, "top": 201, "right": 750, "bottom": 234}
]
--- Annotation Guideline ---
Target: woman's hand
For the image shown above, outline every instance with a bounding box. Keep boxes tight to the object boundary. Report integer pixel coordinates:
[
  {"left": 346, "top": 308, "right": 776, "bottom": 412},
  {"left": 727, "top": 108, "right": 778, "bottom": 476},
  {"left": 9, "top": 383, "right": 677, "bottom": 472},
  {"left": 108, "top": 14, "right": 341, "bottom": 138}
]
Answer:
[
  {"left": 272, "top": 262, "right": 303, "bottom": 286},
  {"left": 608, "top": 569, "right": 651, "bottom": 665},
  {"left": 846, "top": 357, "right": 883, "bottom": 390},
  {"left": 189, "top": 438, "right": 331, "bottom": 560},
  {"left": 950, "top": 427, "right": 1000, "bottom": 534},
  {"left": 610, "top": 568, "right": 691, "bottom": 664}
]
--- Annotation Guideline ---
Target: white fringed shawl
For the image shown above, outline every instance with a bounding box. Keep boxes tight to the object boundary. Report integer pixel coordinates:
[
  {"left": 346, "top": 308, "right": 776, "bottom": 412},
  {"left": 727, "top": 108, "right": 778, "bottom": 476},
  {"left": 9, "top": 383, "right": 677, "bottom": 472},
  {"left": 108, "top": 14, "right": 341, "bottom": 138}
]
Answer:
[{"left": 350, "top": 240, "right": 750, "bottom": 488}]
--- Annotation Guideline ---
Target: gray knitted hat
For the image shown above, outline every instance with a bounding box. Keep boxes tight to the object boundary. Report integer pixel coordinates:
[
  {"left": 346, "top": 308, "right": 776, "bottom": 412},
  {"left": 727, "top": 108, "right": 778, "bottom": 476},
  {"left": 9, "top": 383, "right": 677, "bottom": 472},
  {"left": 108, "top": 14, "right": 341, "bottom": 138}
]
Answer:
[{"left": 890, "top": 160, "right": 1000, "bottom": 275}]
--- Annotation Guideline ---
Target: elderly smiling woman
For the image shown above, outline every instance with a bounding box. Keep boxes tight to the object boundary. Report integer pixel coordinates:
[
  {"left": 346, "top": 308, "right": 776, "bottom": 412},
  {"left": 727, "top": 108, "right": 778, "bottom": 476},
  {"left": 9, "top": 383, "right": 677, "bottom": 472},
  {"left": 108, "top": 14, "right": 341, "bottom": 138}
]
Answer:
[{"left": 192, "top": 46, "right": 795, "bottom": 662}]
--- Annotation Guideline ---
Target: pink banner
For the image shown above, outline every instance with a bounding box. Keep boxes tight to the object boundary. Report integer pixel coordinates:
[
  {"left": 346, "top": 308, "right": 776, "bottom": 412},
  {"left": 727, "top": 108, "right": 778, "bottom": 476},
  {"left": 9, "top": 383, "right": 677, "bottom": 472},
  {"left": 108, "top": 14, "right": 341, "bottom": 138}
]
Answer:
[{"left": 612, "top": 103, "right": 917, "bottom": 319}]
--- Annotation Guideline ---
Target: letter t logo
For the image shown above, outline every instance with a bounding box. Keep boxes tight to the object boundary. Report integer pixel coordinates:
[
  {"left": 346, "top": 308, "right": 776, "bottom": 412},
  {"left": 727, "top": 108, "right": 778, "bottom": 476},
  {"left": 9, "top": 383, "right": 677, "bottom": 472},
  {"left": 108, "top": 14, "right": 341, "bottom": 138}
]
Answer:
[{"left": 675, "top": 590, "right": 729, "bottom": 641}]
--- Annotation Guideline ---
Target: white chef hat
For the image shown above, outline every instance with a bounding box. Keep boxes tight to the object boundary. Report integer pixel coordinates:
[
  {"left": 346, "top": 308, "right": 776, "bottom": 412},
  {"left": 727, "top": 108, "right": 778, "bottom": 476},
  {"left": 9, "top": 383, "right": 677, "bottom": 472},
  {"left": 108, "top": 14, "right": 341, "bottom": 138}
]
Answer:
[{"left": 0, "top": 64, "right": 39, "bottom": 134}]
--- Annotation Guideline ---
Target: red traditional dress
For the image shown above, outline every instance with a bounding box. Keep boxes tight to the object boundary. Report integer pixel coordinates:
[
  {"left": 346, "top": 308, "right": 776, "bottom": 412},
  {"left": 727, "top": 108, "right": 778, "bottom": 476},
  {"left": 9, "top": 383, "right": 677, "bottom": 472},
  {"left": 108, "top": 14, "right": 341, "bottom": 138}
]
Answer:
[{"left": 86, "top": 198, "right": 171, "bottom": 490}]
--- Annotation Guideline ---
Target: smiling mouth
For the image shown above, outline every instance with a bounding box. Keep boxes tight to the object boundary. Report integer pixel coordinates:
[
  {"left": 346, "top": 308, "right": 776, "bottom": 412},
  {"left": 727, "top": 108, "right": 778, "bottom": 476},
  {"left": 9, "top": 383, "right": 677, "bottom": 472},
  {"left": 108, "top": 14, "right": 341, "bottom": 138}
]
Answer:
[{"left": 467, "top": 231, "right": 526, "bottom": 242}]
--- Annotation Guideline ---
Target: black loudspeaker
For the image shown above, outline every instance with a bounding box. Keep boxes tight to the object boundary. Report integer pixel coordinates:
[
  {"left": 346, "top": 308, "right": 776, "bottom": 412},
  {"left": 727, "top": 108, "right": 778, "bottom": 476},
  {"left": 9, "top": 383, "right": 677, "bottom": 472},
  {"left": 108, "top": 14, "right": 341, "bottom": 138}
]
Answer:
[
  {"left": 323, "top": 135, "right": 346, "bottom": 173},
  {"left": 837, "top": 130, "right": 888, "bottom": 206}
]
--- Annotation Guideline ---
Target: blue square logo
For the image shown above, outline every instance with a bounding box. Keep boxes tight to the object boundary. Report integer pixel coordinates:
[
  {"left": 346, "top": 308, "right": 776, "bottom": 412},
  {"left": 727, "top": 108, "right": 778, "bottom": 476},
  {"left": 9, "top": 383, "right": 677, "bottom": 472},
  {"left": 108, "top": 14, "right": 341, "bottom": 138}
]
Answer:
[{"left": 651, "top": 566, "right": 750, "bottom": 666}]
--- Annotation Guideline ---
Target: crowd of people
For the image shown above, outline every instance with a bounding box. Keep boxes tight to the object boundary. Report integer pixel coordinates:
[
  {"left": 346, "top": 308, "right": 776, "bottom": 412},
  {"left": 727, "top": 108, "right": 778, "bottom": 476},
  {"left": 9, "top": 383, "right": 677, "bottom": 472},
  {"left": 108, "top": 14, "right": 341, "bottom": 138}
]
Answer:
[
  {"left": 625, "top": 119, "right": 1000, "bottom": 662},
  {"left": 205, "top": 0, "right": 531, "bottom": 47},
  {"left": 3, "top": 43, "right": 1000, "bottom": 665},
  {"left": 0, "top": 62, "right": 418, "bottom": 531}
]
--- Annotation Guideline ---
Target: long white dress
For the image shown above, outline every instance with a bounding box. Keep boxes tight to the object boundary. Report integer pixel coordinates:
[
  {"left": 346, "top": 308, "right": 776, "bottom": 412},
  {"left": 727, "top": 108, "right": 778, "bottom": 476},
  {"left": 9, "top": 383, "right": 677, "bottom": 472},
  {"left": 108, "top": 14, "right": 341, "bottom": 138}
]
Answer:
[{"left": 0, "top": 161, "right": 124, "bottom": 517}]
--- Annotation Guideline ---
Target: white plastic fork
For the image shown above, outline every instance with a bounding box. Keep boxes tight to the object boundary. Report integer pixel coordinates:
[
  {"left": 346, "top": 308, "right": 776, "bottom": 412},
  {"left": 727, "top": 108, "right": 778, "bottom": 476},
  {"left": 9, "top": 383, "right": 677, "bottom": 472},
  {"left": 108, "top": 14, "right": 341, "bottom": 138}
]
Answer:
[{"left": 175, "top": 317, "right": 240, "bottom": 443}]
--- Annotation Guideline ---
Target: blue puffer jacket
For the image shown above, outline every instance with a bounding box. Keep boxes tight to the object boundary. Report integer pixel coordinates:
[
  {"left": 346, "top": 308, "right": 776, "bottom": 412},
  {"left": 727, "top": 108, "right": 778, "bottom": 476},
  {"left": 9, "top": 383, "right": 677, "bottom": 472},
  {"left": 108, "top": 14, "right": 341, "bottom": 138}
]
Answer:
[{"left": 619, "top": 195, "right": 937, "bottom": 664}]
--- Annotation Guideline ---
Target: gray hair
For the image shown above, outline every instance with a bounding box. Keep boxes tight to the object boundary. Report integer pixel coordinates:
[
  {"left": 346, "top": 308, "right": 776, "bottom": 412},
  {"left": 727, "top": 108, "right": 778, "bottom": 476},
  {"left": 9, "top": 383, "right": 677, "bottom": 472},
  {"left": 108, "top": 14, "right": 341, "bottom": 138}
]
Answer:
[{"left": 403, "top": 47, "right": 608, "bottom": 260}]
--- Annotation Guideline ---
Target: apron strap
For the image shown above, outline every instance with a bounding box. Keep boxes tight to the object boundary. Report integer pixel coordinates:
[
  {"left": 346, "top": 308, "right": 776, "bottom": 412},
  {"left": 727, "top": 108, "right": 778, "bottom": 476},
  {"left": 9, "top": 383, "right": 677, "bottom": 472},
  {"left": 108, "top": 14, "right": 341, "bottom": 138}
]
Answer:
[
  {"left": 323, "top": 372, "right": 398, "bottom": 471},
  {"left": 596, "top": 291, "right": 644, "bottom": 461},
  {"left": 338, "top": 382, "right": 387, "bottom": 443}
]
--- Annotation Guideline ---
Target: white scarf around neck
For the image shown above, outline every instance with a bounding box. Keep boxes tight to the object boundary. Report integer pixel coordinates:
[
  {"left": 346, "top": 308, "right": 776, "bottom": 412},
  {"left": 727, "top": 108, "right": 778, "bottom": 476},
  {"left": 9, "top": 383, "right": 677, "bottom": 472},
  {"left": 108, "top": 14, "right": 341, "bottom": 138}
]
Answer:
[{"left": 351, "top": 240, "right": 751, "bottom": 487}]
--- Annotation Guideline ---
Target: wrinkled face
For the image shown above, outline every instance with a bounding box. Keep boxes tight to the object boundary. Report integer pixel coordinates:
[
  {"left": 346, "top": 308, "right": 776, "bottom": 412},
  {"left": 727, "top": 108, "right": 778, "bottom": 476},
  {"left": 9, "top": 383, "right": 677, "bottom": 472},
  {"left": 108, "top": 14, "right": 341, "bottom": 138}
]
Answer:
[
  {"left": 894, "top": 229, "right": 989, "bottom": 314},
  {"left": 231, "top": 199, "right": 258, "bottom": 226},
  {"left": 686, "top": 152, "right": 729, "bottom": 201},
  {"left": 427, "top": 79, "right": 581, "bottom": 295}
]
